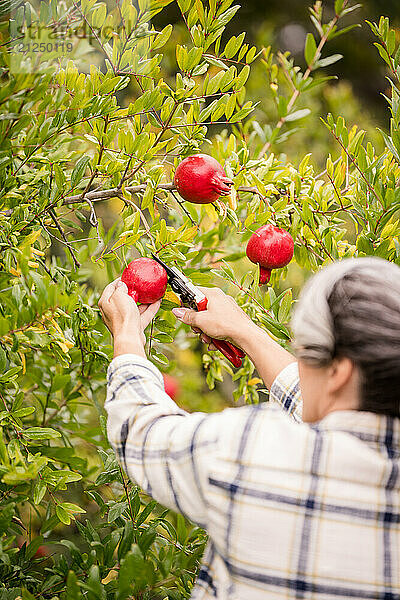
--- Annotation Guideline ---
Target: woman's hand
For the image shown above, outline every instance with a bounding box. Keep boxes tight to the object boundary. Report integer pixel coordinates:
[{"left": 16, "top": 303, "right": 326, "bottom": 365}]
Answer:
[
  {"left": 99, "top": 279, "right": 161, "bottom": 357},
  {"left": 172, "top": 287, "right": 255, "bottom": 349}
]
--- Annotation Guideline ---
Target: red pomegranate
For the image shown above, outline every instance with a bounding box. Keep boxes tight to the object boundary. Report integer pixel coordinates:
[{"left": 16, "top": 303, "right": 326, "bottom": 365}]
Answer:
[
  {"left": 121, "top": 258, "right": 168, "bottom": 303},
  {"left": 163, "top": 373, "right": 180, "bottom": 401},
  {"left": 246, "top": 224, "right": 294, "bottom": 285},
  {"left": 174, "top": 154, "right": 233, "bottom": 204}
]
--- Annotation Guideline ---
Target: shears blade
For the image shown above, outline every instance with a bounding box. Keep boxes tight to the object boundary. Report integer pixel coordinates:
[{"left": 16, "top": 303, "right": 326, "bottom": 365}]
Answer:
[{"left": 151, "top": 253, "right": 180, "bottom": 281}]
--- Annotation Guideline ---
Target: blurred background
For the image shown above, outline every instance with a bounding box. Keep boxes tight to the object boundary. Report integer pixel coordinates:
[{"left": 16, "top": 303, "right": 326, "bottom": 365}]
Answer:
[{"left": 159, "top": 0, "right": 400, "bottom": 123}]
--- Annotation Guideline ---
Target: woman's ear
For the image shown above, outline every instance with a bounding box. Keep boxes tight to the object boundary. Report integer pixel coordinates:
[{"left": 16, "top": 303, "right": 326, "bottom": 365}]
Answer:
[{"left": 326, "top": 357, "right": 356, "bottom": 396}]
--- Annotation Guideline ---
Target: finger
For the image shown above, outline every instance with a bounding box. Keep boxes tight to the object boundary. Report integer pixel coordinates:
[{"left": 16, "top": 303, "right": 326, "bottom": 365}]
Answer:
[
  {"left": 98, "top": 305, "right": 106, "bottom": 322},
  {"left": 112, "top": 280, "right": 129, "bottom": 296},
  {"left": 99, "top": 278, "right": 122, "bottom": 305},
  {"left": 172, "top": 307, "right": 199, "bottom": 327},
  {"left": 141, "top": 299, "right": 162, "bottom": 329},
  {"left": 197, "top": 286, "right": 223, "bottom": 297},
  {"left": 138, "top": 304, "right": 149, "bottom": 315},
  {"left": 99, "top": 306, "right": 111, "bottom": 331}
]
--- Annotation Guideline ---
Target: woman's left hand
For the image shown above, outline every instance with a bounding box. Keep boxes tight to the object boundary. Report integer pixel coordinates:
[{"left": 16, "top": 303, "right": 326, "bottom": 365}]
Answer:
[{"left": 99, "top": 279, "right": 161, "bottom": 347}]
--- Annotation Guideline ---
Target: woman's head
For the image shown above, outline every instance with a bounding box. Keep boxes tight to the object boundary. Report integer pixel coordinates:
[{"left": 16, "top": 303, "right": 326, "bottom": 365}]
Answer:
[{"left": 292, "top": 258, "right": 400, "bottom": 422}]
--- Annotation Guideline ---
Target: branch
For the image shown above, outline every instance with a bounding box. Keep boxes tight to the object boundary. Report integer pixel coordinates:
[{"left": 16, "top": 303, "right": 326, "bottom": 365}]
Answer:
[{"left": 63, "top": 184, "right": 263, "bottom": 205}]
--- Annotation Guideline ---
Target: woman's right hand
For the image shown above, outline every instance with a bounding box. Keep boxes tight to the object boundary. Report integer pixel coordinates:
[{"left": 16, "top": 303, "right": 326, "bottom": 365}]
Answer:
[{"left": 171, "top": 287, "right": 255, "bottom": 348}]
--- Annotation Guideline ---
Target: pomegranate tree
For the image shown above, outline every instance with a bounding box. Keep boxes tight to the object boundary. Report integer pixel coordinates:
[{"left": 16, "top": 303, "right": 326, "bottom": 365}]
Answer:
[{"left": 0, "top": 0, "right": 378, "bottom": 594}]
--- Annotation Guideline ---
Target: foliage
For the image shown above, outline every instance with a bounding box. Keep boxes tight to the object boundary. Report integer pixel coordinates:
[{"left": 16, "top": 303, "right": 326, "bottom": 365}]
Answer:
[{"left": 0, "top": 0, "right": 399, "bottom": 597}]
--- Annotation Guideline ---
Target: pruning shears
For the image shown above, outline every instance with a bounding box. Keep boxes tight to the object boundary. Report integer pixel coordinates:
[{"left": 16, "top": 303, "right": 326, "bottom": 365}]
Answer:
[{"left": 151, "top": 253, "right": 245, "bottom": 368}]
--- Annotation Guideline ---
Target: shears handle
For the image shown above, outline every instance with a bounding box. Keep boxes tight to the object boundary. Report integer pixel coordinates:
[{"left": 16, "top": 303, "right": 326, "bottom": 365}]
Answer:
[
  {"left": 196, "top": 297, "right": 245, "bottom": 368},
  {"left": 210, "top": 339, "right": 245, "bottom": 368}
]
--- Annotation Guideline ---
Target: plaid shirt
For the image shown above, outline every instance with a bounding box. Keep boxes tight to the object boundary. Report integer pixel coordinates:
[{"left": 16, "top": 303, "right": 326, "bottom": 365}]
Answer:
[{"left": 106, "top": 355, "right": 400, "bottom": 600}]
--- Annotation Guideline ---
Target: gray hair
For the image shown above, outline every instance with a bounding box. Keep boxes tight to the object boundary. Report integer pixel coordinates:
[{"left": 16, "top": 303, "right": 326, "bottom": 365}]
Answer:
[{"left": 292, "top": 257, "right": 400, "bottom": 417}]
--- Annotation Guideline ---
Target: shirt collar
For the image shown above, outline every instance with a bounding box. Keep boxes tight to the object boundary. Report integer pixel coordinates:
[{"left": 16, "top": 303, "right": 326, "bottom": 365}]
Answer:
[{"left": 315, "top": 410, "right": 400, "bottom": 458}]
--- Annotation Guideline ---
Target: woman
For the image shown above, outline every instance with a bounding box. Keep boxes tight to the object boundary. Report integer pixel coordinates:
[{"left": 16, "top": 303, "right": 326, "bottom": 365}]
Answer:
[{"left": 99, "top": 257, "right": 400, "bottom": 599}]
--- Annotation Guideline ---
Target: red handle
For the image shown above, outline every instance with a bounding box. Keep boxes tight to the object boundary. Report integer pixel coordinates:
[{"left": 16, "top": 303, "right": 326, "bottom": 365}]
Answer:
[
  {"left": 196, "top": 297, "right": 245, "bottom": 368},
  {"left": 211, "top": 339, "right": 244, "bottom": 368}
]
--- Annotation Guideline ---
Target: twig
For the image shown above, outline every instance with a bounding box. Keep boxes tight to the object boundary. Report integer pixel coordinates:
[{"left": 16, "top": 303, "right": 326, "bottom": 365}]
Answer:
[
  {"left": 64, "top": 183, "right": 173, "bottom": 204},
  {"left": 85, "top": 198, "right": 103, "bottom": 245},
  {"left": 326, "top": 172, "right": 344, "bottom": 209},
  {"left": 329, "top": 129, "right": 383, "bottom": 207},
  {"left": 63, "top": 184, "right": 263, "bottom": 205},
  {"left": 169, "top": 189, "right": 198, "bottom": 227},
  {"left": 48, "top": 209, "right": 81, "bottom": 269}
]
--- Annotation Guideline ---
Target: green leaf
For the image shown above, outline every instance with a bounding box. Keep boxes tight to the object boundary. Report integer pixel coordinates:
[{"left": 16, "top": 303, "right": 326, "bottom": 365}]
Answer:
[
  {"left": 24, "top": 427, "right": 61, "bottom": 440},
  {"left": 285, "top": 108, "right": 311, "bottom": 122},
  {"left": 278, "top": 290, "right": 292, "bottom": 323},
  {"left": 91, "top": 2, "right": 107, "bottom": 28},
  {"left": 229, "top": 101, "right": 254, "bottom": 122},
  {"left": 356, "top": 235, "right": 374, "bottom": 255},
  {"left": 136, "top": 500, "right": 157, "bottom": 527},
  {"left": 0, "top": 346, "right": 6, "bottom": 372},
  {"left": 118, "top": 545, "right": 155, "bottom": 598},
  {"left": 0, "top": 0, "right": 25, "bottom": 19},
  {"left": 334, "top": 0, "right": 344, "bottom": 13},
  {"left": 71, "top": 156, "right": 91, "bottom": 189},
  {"left": 83, "top": 565, "right": 106, "bottom": 600},
  {"left": 108, "top": 501, "right": 127, "bottom": 523},
  {"left": 374, "top": 43, "right": 392, "bottom": 69},
  {"left": 234, "top": 64, "right": 250, "bottom": 90},
  {"left": 61, "top": 502, "right": 86, "bottom": 514},
  {"left": 304, "top": 32, "right": 317, "bottom": 66},
  {"left": 56, "top": 504, "right": 71, "bottom": 525},
  {"left": 118, "top": 521, "right": 134, "bottom": 561},
  {"left": 387, "top": 29, "right": 396, "bottom": 55},
  {"left": 33, "top": 479, "right": 47, "bottom": 505},
  {"left": 138, "top": 525, "right": 156, "bottom": 556},
  {"left": 66, "top": 570, "right": 82, "bottom": 600},
  {"left": 13, "top": 407, "right": 35, "bottom": 418},
  {"left": 316, "top": 54, "right": 343, "bottom": 68},
  {"left": 52, "top": 374, "right": 70, "bottom": 392},
  {"left": 0, "top": 367, "right": 21, "bottom": 383},
  {"left": 95, "top": 468, "right": 121, "bottom": 485},
  {"left": 153, "top": 24, "right": 173, "bottom": 49},
  {"left": 0, "top": 503, "right": 14, "bottom": 535},
  {"left": 329, "top": 23, "right": 361, "bottom": 40}
]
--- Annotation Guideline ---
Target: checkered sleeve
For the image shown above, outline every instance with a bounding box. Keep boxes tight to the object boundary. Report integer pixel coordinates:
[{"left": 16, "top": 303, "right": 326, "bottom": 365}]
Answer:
[
  {"left": 105, "top": 354, "right": 220, "bottom": 527},
  {"left": 269, "top": 361, "right": 303, "bottom": 422}
]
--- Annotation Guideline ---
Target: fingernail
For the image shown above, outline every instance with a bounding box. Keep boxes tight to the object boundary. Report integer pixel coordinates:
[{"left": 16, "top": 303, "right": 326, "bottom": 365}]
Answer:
[
  {"left": 172, "top": 308, "right": 186, "bottom": 319},
  {"left": 117, "top": 281, "right": 128, "bottom": 291}
]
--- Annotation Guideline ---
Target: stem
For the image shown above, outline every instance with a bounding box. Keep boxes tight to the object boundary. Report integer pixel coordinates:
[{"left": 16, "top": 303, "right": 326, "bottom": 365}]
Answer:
[
  {"left": 326, "top": 172, "right": 344, "bottom": 209},
  {"left": 63, "top": 184, "right": 262, "bottom": 205},
  {"left": 329, "top": 129, "right": 383, "bottom": 208},
  {"left": 48, "top": 209, "right": 81, "bottom": 269},
  {"left": 41, "top": 387, "right": 52, "bottom": 426},
  {"left": 120, "top": 467, "right": 136, "bottom": 529},
  {"left": 72, "top": 1, "right": 115, "bottom": 72}
]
